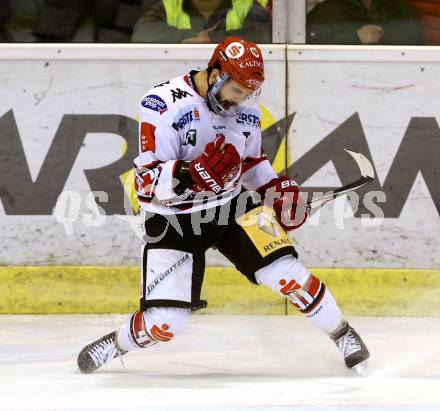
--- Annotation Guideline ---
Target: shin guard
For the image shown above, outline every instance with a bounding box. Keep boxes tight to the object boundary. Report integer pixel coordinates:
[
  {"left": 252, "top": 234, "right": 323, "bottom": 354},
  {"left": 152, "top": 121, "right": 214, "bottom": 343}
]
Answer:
[
  {"left": 280, "top": 274, "right": 342, "bottom": 333},
  {"left": 128, "top": 310, "right": 158, "bottom": 348}
]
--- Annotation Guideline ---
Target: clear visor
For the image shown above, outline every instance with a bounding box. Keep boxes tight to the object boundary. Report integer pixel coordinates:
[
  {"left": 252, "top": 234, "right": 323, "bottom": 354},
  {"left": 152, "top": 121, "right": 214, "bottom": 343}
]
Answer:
[{"left": 207, "top": 73, "right": 261, "bottom": 117}]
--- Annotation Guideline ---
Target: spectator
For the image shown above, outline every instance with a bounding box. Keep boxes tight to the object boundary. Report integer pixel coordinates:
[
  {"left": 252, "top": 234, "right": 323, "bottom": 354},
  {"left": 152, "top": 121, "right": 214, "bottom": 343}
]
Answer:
[
  {"left": 307, "top": 0, "right": 422, "bottom": 45},
  {"left": 38, "top": 0, "right": 143, "bottom": 43},
  {"left": 307, "top": 0, "right": 325, "bottom": 13},
  {"left": 3, "top": 0, "right": 44, "bottom": 42},
  {"left": 93, "top": 0, "right": 143, "bottom": 42},
  {"left": 33, "top": 0, "right": 90, "bottom": 42},
  {"left": 409, "top": 0, "right": 440, "bottom": 45},
  {"left": 0, "top": 0, "right": 12, "bottom": 42},
  {"left": 5, "top": 0, "right": 142, "bottom": 43},
  {"left": 131, "top": 0, "right": 272, "bottom": 44},
  {"left": 259, "top": 0, "right": 272, "bottom": 17}
]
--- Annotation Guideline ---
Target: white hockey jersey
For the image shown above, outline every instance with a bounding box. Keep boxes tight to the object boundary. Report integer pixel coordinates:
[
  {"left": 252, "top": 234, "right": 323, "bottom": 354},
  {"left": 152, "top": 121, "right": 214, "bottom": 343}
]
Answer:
[{"left": 134, "top": 72, "right": 277, "bottom": 215}]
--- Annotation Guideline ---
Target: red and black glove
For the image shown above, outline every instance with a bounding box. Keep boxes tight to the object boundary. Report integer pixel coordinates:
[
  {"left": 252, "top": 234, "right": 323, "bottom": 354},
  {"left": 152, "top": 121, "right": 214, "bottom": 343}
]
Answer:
[
  {"left": 188, "top": 135, "right": 241, "bottom": 194},
  {"left": 258, "top": 176, "right": 309, "bottom": 231}
]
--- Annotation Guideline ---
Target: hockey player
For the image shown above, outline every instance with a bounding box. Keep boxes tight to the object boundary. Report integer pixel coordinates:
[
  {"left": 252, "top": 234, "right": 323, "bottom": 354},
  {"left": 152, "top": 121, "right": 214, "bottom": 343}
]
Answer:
[{"left": 77, "top": 36, "right": 369, "bottom": 374}]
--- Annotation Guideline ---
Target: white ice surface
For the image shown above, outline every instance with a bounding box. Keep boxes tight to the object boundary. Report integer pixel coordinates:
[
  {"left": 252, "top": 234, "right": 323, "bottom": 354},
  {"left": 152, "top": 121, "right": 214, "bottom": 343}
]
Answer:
[{"left": 0, "top": 315, "right": 439, "bottom": 411}]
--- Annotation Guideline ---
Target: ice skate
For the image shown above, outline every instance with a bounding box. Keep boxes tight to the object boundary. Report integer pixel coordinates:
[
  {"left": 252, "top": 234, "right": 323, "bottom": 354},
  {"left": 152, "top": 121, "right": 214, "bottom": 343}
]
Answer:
[
  {"left": 77, "top": 331, "right": 126, "bottom": 374},
  {"left": 331, "top": 322, "right": 370, "bottom": 373}
]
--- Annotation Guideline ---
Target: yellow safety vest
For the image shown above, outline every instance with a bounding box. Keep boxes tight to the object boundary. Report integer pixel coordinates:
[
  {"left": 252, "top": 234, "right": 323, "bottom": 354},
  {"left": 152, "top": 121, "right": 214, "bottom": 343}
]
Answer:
[{"left": 163, "top": 0, "right": 267, "bottom": 31}]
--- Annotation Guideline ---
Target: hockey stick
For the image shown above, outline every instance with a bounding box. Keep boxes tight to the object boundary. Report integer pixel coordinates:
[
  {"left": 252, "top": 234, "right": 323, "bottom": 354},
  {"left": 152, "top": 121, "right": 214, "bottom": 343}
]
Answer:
[{"left": 305, "top": 148, "right": 375, "bottom": 215}]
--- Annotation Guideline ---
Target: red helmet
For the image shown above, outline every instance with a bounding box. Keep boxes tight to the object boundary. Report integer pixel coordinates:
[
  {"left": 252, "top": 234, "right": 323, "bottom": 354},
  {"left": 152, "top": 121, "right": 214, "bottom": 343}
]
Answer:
[{"left": 208, "top": 36, "right": 264, "bottom": 91}]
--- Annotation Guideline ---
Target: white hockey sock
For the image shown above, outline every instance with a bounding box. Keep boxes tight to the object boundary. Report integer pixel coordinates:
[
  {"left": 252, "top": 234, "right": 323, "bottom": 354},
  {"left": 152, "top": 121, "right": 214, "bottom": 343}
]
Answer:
[
  {"left": 116, "top": 307, "right": 190, "bottom": 351},
  {"left": 302, "top": 284, "right": 343, "bottom": 334},
  {"left": 116, "top": 315, "right": 142, "bottom": 352},
  {"left": 255, "top": 255, "right": 343, "bottom": 335}
]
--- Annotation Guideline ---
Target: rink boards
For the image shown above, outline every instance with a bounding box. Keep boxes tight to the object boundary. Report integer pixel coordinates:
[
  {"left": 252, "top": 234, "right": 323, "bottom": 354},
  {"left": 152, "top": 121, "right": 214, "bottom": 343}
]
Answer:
[
  {"left": 1, "top": 265, "right": 439, "bottom": 315},
  {"left": 1, "top": 45, "right": 440, "bottom": 313}
]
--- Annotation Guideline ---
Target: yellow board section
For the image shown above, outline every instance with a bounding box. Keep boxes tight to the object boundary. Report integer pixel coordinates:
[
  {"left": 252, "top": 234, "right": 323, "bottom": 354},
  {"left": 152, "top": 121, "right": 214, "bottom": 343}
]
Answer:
[
  {"left": 259, "top": 103, "right": 276, "bottom": 130},
  {"left": 271, "top": 137, "right": 287, "bottom": 174},
  {"left": 1, "top": 266, "right": 440, "bottom": 316},
  {"left": 258, "top": 103, "right": 288, "bottom": 174},
  {"left": 120, "top": 169, "right": 139, "bottom": 215}
]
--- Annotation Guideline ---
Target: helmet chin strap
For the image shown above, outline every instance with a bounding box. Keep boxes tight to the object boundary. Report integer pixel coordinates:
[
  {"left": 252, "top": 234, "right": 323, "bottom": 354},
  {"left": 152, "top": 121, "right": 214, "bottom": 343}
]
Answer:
[{"left": 207, "top": 73, "right": 238, "bottom": 117}]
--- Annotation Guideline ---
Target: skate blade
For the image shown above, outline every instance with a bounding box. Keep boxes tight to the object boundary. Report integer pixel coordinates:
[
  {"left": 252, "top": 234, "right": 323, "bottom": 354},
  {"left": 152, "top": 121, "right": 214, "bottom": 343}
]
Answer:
[{"left": 352, "top": 360, "right": 368, "bottom": 375}]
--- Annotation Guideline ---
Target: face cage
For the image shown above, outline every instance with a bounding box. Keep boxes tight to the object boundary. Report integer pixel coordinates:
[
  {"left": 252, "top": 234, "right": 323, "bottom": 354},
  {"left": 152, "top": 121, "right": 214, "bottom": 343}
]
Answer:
[{"left": 207, "top": 73, "right": 261, "bottom": 117}]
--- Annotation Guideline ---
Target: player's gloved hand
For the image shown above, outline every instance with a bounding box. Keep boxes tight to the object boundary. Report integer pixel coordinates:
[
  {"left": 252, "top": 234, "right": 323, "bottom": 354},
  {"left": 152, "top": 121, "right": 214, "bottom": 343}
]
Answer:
[
  {"left": 258, "top": 176, "right": 309, "bottom": 231},
  {"left": 188, "top": 135, "right": 241, "bottom": 194},
  {"left": 135, "top": 163, "right": 161, "bottom": 198}
]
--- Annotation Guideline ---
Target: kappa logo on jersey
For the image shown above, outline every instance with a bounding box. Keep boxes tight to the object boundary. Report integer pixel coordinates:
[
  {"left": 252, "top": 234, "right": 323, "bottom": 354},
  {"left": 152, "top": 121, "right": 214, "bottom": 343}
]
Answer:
[
  {"left": 141, "top": 95, "right": 168, "bottom": 115},
  {"left": 184, "top": 129, "right": 197, "bottom": 146},
  {"left": 140, "top": 122, "right": 156, "bottom": 152},
  {"left": 225, "top": 42, "right": 245, "bottom": 59},
  {"left": 171, "top": 88, "right": 193, "bottom": 103},
  {"left": 193, "top": 107, "right": 200, "bottom": 120},
  {"left": 236, "top": 112, "right": 261, "bottom": 128}
]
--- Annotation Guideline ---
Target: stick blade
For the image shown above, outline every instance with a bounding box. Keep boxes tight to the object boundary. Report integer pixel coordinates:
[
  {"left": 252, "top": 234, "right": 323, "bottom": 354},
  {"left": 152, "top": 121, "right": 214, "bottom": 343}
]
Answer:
[{"left": 344, "top": 148, "right": 375, "bottom": 179}]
